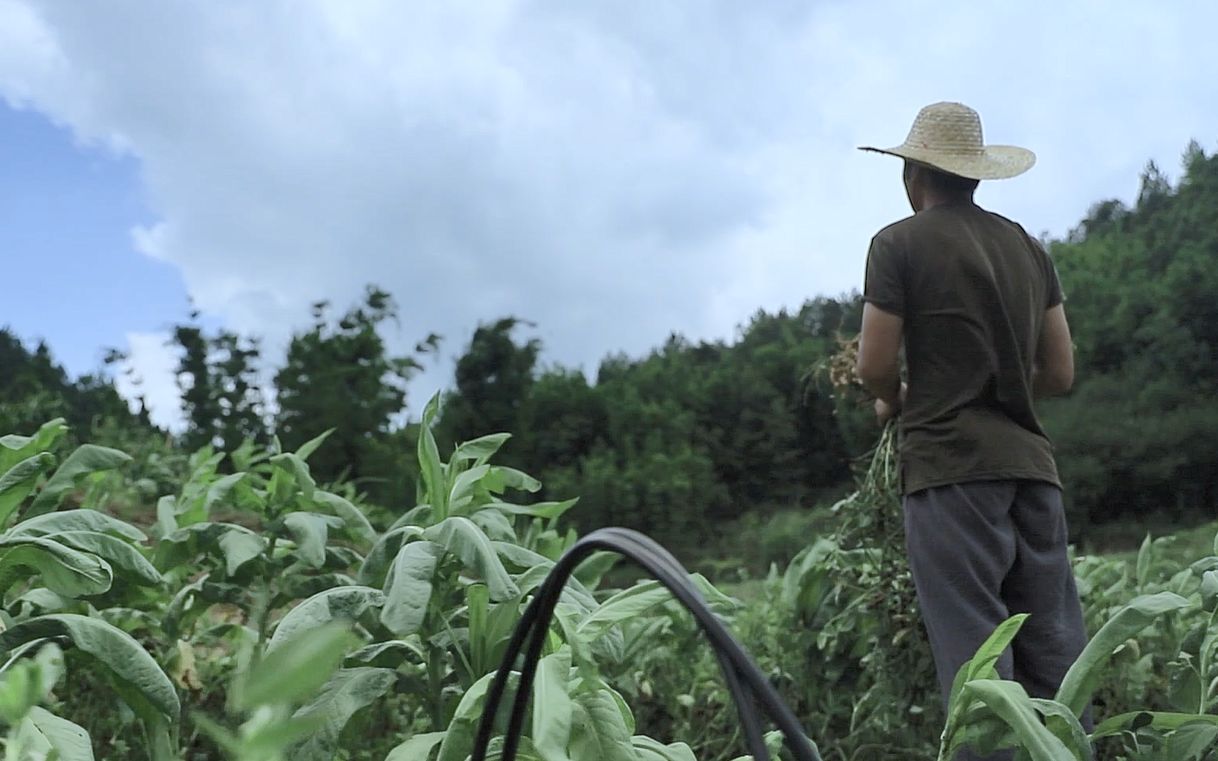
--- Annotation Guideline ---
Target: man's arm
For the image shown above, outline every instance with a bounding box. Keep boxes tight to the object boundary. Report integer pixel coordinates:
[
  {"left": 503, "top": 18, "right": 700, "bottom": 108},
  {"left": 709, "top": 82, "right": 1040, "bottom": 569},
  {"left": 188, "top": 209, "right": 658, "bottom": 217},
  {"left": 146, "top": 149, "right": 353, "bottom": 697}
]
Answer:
[
  {"left": 857, "top": 303, "right": 904, "bottom": 409},
  {"left": 1033, "top": 304, "right": 1074, "bottom": 397}
]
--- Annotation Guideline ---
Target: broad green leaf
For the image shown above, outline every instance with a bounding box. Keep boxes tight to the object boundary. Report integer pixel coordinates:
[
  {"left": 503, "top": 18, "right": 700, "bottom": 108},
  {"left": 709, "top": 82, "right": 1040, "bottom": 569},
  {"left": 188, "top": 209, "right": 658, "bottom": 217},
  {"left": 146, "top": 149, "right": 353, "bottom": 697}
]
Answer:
[
  {"left": 12, "top": 588, "right": 68, "bottom": 614},
  {"left": 0, "top": 419, "right": 67, "bottom": 474},
  {"left": 449, "top": 464, "right": 491, "bottom": 511},
  {"left": 0, "top": 454, "right": 55, "bottom": 530},
  {"left": 162, "top": 576, "right": 245, "bottom": 640},
  {"left": 483, "top": 466, "right": 541, "bottom": 495},
  {"left": 781, "top": 538, "right": 836, "bottom": 608},
  {"left": 236, "top": 622, "right": 354, "bottom": 710},
  {"left": 689, "top": 573, "right": 743, "bottom": 614},
  {"left": 1162, "top": 721, "right": 1218, "bottom": 761},
  {"left": 1029, "top": 699, "right": 1093, "bottom": 761},
  {"left": 0, "top": 642, "right": 63, "bottom": 724},
  {"left": 0, "top": 536, "right": 112, "bottom": 597},
  {"left": 313, "top": 490, "right": 377, "bottom": 547},
  {"left": 487, "top": 499, "right": 579, "bottom": 522},
  {"left": 11, "top": 714, "right": 56, "bottom": 758},
  {"left": 218, "top": 526, "right": 266, "bottom": 576},
  {"left": 1190, "top": 556, "right": 1218, "bottom": 576},
  {"left": 941, "top": 712, "right": 1015, "bottom": 760},
  {"left": 284, "top": 512, "right": 340, "bottom": 569},
  {"left": 941, "top": 615, "right": 1029, "bottom": 753},
  {"left": 452, "top": 433, "right": 511, "bottom": 465},
  {"left": 202, "top": 472, "right": 248, "bottom": 515},
  {"left": 194, "top": 710, "right": 323, "bottom": 759},
  {"left": 486, "top": 737, "right": 545, "bottom": 761},
  {"left": 48, "top": 531, "right": 161, "bottom": 587},
  {"left": 386, "top": 731, "right": 446, "bottom": 761},
  {"left": 1091, "top": 711, "right": 1218, "bottom": 739},
  {"left": 154, "top": 522, "right": 264, "bottom": 576},
  {"left": 0, "top": 614, "right": 179, "bottom": 722},
  {"left": 533, "top": 649, "right": 573, "bottom": 761},
  {"left": 24, "top": 706, "right": 94, "bottom": 761},
  {"left": 295, "top": 429, "right": 334, "bottom": 463},
  {"left": 288, "top": 667, "right": 399, "bottom": 761},
  {"left": 10, "top": 508, "right": 146, "bottom": 542},
  {"left": 472, "top": 587, "right": 524, "bottom": 678},
  {"left": 358, "top": 526, "right": 423, "bottom": 588},
  {"left": 418, "top": 394, "right": 448, "bottom": 519},
  {"left": 578, "top": 582, "right": 674, "bottom": 642},
  {"left": 471, "top": 509, "right": 516, "bottom": 542},
  {"left": 958, "top": 681, "right": 1074, "bottom": 761},
  {"left": 28, "top": 445, "right": 132, "bottom": 516},
  {"left": 632, "top": 737, "right": 697, "bottom": 761},
  {"left": 493, "top": 541, "right": 552, "bottom": 571},
  {"left": 282, "top": 571, "right": 357, "bottom": 602},
  {"left": 569, "top": 689, "right": 639, "bottom": 761},
  {"left": 1201, "top": 570, "right": 1218, "bottom": 613},
  {"left": 390, "top": 505, "right": 433, "bottom": 531},
  {"left": 345, "top": 639, "right": 426, "bottom": 668},
  {"left": 603, "top": 684, "right": 636, "bottom": 734},
  {"left": 1135, "top": 533, "right": 1153, "bottom": 587},
  {"left": 381, "top": 541, "right": 441, "bottom": 637},
  {"left": 324, "top": 545, "right": 365, "bottom": 570},
  {"left": 511, "top": 562, "right": 598, "bottom": 613},
  {"left": 436, "top": 672, "right": 498, "bottom": 761},
  {"left": 965, "top": 614, "right": 1028, "bottom": 684},
  {"left": 268, "top": 586, "right": 386, "bottom": 653},
  {"left": 155, "top": 495, "right": 178, "bottom": 537},
  {"left": 1056, "top": 592, "right": 1192, "bottom": 715},
  {"left": 272, "top": 453, "right": 317, "bottom": 503},
  {"left": 423, "top": 517, "right": 519, "bottom": 601},
  {"left": 572, "top": 551, "right": 619, "bottom": 590}
]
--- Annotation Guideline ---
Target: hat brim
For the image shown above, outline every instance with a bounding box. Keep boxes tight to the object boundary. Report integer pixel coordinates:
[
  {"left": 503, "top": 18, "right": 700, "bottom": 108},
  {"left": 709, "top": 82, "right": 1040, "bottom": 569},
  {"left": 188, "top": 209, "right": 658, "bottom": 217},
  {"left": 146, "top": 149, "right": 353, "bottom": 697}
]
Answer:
[{"left": 859, "top": 143, "right": 1035, "bottom": 180}]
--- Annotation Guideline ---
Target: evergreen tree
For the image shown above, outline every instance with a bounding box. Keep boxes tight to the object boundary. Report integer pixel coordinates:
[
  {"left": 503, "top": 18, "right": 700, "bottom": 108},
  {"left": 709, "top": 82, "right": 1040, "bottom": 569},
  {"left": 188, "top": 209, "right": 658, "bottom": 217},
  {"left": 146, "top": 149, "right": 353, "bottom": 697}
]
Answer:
[{"left": 274, "top": 285, "right": 420, "bottom": 486}]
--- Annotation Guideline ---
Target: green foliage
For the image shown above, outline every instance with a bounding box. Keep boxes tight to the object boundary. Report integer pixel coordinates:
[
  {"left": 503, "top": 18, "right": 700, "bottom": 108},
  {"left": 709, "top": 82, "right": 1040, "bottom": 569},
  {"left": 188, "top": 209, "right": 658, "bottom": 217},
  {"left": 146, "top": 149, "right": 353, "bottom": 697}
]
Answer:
[
  {"left": 168, "top": 310, "right": 269, "bottom": 454},
  {"left": 274, "top": 286, "right": 423, "bottom": 496},
  {"left": 0, "top": 403, "right": 1216, "bottom": 760},
  {"left": 0, "top": 331, "right": 143, "bottom": 441},
  {"left": 437, "top": 317, "right": 541, "bottom": 450},
  {"left": 434, "top": 298, "right": 862, "bottom": 554},
  {"left": 0, "top": 422, "right": 178, "bottom": 759},
  {"left": 1045, "top": 143, "right": 1218, "bottom": 541}
]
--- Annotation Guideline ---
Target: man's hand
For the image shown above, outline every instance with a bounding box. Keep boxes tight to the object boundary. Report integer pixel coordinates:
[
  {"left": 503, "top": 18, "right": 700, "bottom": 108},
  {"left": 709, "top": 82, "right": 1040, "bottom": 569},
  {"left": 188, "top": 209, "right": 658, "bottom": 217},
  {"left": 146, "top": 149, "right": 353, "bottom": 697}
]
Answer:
[
  {"left": 874, "top": 382, "right": 908, "bottom": 425},
  {"left": 875, "top": 397, "right": 898, "bottom": 424}
]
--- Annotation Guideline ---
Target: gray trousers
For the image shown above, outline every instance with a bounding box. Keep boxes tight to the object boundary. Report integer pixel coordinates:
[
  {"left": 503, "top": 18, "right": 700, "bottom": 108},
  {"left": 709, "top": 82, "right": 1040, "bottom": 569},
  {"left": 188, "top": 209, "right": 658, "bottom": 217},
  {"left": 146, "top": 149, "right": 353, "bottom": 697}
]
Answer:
[{"left": 904, "top": 481, "right": 1090, "bottom": 761}]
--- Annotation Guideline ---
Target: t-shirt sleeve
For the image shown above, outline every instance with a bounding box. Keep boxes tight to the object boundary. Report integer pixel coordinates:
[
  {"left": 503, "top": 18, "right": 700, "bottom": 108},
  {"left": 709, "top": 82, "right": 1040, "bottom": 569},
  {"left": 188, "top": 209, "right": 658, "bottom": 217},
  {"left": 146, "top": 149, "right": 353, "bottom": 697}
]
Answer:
[
  {"left": 863, "top": 234, "right": 906, "bottom": 317},
  {"left": 1033, "top": 239, "right": 1064, "bottom": 309}
]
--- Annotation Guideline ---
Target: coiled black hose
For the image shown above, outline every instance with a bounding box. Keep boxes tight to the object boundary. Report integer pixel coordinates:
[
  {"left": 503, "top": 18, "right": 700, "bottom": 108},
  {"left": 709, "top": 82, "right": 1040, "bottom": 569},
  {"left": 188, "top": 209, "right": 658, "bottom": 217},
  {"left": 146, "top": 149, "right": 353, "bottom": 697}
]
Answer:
[{"left": 470, "top": 527, "right": 823, "bottom": 761}]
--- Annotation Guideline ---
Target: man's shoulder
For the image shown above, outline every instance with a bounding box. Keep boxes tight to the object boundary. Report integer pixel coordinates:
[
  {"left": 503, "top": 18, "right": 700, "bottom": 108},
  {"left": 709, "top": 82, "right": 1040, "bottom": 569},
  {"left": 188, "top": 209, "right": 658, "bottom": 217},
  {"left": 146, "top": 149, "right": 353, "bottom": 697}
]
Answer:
[
  {"left": 979, "top": 208, "right": 1036, "bottom": 241},
  {"left": 871, "top": 213, "right": 919, "bottom": 245},
  {"left": 874, "top": 206, "right": 1036, "bottom": 246}
]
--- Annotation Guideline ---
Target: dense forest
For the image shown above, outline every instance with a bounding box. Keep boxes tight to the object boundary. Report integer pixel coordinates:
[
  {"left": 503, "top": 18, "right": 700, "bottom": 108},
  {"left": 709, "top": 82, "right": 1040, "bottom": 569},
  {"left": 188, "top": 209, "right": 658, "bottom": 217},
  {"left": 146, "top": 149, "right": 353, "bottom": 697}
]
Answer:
[{"left": 5, "top": 140, "right": 1218, "bottom": 553}]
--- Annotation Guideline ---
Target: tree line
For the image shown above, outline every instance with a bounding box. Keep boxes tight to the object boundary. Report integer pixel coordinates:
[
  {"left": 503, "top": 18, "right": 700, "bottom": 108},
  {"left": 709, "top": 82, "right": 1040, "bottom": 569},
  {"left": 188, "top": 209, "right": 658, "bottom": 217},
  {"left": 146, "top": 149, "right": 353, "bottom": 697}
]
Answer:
[{"left": 4, "top": 140, "right": 1218, "bottom": 550}]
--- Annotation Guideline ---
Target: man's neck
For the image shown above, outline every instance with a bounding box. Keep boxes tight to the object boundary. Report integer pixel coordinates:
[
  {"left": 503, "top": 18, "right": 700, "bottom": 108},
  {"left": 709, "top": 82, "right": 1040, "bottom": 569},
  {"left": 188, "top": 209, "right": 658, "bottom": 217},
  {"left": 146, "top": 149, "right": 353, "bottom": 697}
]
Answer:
[{"left": 920, "top": 192, "right": 976, "bottom": 211}]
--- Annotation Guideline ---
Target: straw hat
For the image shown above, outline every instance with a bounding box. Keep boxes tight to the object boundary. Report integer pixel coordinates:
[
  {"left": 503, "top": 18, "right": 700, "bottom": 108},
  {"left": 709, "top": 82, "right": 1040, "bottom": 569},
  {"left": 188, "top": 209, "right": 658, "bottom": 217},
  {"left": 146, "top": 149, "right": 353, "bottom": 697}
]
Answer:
[{"left": 859, "top": 102, "right": 1035, "bottom": 180}]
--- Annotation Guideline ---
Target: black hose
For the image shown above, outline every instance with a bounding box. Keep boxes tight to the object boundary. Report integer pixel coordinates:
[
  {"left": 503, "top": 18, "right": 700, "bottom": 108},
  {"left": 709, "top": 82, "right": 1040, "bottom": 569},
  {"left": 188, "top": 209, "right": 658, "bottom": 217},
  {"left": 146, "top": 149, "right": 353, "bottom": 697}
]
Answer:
[{"left": 470, "top": 527, "right": 823, "bottom": 761}]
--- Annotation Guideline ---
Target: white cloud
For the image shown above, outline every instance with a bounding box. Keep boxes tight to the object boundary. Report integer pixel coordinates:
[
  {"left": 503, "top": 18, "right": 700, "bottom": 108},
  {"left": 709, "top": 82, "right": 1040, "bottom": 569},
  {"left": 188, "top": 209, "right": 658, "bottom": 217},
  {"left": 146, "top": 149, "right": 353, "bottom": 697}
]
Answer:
[
  {"left": 3, "top": 0, "right": 1218, "bottom": 419},
  {"left": 114, "top": 332, "right": 180, "bottom": 431}
]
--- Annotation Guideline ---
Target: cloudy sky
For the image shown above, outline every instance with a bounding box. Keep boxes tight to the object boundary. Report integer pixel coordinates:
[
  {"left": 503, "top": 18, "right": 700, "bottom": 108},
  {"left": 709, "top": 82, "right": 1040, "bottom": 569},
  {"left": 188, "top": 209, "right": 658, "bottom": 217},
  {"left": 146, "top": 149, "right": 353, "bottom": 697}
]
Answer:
[{"left": 2, "top": 0, "right": 1216, "bottom": 428}]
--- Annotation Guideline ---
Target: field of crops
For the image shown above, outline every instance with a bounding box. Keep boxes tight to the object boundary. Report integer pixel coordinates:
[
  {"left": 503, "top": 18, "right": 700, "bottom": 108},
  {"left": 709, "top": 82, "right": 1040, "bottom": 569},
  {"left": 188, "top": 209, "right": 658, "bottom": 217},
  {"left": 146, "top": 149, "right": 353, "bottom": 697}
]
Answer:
[{"left": 0, "top": 398, "right": 1215, "bottom": 761}]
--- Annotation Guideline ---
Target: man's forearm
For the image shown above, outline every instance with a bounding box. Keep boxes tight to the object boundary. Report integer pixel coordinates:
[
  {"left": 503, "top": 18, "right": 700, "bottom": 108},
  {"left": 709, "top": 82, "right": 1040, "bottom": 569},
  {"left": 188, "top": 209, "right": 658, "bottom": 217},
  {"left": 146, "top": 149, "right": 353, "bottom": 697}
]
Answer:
[{"left": 860, "top": 370, "right": 902, "bottom": 406}]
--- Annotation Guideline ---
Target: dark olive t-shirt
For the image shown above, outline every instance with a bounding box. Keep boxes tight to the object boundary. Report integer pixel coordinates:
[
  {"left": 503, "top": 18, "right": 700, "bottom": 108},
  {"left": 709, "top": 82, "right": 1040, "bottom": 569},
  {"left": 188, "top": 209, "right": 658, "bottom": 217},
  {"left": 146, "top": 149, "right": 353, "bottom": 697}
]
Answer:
[{"left": 863, "top": 201, "right": 1063, "bottom": 495}]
